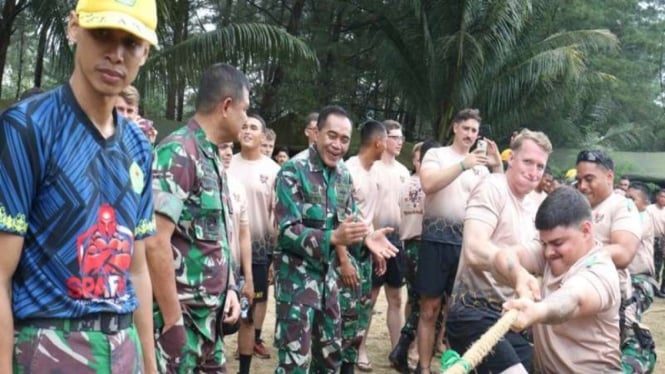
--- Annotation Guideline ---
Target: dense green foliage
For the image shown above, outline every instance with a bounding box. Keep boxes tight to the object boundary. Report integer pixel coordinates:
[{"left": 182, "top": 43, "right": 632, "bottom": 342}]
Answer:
[{"left": 2, "top": 0, "right": 664, "bottom": 151}]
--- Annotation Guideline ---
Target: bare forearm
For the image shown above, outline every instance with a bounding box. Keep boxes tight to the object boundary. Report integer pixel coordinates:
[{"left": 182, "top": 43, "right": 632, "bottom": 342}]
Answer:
[
  {"left": 421, "top": 165, "right": 463, "bottom": 195},
  {"left": 335, "top": 245, "right": 350, "bottom": 264},
  {"left": 145, "top": 241, "right": 181, "bottom": 325},
  {"left": 239, "top": 228, "right": 252, "bottom": 283},
  {"left": 131, "top": 268, "right": 156, "bottom": 372},
  {"left": 605, "top": 244, "right": 635, "bottom": 269},
  {"left": 492, "top": 249, "right": 522, "bottom": 286},
  {"left": 538, "top": 290, "right": 579, "bottom": 324},
  {"left": 0, "top": 285, "right": 13, "bottom": 372}
]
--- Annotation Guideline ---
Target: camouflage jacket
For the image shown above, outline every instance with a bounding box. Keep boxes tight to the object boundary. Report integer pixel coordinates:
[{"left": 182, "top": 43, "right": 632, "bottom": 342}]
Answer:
[
  {"left": 152, "top": 120, "right": 233, "bottom": 323},
  {"left": 274, "top": 145, "right": 359, "bottom": 309}
]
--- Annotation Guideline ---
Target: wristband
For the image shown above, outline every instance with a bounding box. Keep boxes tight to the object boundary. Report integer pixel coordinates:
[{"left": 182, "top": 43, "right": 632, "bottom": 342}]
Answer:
[{"left": 459, "top": 161, "right": 466, "bottom": 171}]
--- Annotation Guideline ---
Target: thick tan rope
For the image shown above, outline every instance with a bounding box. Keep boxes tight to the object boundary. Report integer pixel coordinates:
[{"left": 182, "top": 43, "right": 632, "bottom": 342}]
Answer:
[{"left": 443, "top": 309, "right": 519, "bottom": 374}]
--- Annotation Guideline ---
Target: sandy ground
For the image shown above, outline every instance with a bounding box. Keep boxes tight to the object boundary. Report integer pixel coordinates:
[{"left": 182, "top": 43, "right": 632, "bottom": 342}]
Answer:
[{"left": 224, "top": 287, "right": 665, "bottom": 373}]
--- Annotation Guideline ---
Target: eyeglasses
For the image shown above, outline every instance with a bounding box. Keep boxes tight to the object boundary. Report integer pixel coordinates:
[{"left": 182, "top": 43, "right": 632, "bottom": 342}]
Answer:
[
  {"left": 576, "top": 150, "right": 614, "bottom": 170},
  {"left": 388, "top": 135, "right": 405, "bottom": 142}
]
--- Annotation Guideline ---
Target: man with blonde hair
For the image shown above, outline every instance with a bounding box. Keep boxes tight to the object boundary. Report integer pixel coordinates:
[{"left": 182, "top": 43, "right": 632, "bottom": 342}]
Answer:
[
  {"left": 446, "top": 129, "right": 552, "bottom": 374},
  {"left": 115, "top": 85, "right": 158, "bottom": 144}
]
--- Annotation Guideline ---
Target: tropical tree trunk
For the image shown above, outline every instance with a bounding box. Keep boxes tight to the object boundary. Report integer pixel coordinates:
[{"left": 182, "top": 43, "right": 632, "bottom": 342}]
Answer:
[
  {"left": 164, "top": 0, "right": 189, "bottom": 120},
  {"left": 33, "top": 24, "right": 47, "bottom": 88},
  {"left": 0, "top": 0, "right": 25, "bottom": 97},
  {"left": 14, "top": 17, "right": 25, "bottom": 99},
  {"left": 258, "top": 0, "right": 305, "bottom": 119}
]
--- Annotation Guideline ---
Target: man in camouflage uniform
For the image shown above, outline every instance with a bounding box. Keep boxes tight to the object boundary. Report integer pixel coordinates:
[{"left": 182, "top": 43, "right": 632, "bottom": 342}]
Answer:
[
  {"left": 146, "top": 63, "right": 249, "bottom": 373},
  {"left": 623, "top": 184, "right": 658, "bottom": 373},
  {"left": 273, "top": 106, "right": 399, "bottom": 373},
  {"left": 338, "top": 120, "right": 387, "bottom": 373}
]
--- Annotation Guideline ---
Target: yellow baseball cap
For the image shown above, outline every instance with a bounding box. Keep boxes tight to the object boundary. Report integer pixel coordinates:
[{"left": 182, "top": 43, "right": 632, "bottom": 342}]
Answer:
[
  {"left": 500, "top": 148, "right": 512, "bottom": 162},
  {"left": 565, "top": 168, "right": 577, "bottom": 179},
  {"left": 76, "top": 0, "right": 158, "bottom": 46}
]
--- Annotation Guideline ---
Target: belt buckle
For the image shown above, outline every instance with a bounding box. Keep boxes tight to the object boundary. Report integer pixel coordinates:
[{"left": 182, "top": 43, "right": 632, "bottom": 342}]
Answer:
[{"left": 100, "top": 314, "right": 120, "bottom": 335}]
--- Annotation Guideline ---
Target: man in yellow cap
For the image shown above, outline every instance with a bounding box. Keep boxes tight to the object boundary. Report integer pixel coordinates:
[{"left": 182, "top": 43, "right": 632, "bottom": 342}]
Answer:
[{"left": 0, "top": 0, "right": 158, "bottom": 372}]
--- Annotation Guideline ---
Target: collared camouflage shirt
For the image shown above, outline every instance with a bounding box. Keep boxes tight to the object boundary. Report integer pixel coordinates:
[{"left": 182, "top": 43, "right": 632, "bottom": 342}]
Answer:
[
  {"left": 152, "top": 120, "right": 233, "bottom": 315},
  {"left": 274, "top": 145, "right": 359, "bottom": 309}
]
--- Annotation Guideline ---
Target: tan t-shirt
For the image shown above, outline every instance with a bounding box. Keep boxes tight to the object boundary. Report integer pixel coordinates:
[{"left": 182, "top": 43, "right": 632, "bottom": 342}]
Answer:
[
  {"left": 228, "top": 154, "right": 280, "bottom": 263},
  {"left": 228, "top": 174, "right": 249, "bottom": 274},
  {"left": 371, "top": 159, "right": 410, "bottom": 231},
  {"left": 628, "top": 212, "right": 655, "bottom": 276},
  {"left": 452, "top": 174, "right": 539, "bottom": 305},
  {"left": 592, "top": 193, "right": 641, "bottom": 299},
  {"left": 524, "top": 190, "right": 547, "bottom": 218},
  {"left": 420, "top": 146, "right": 489, "bottom": 223},
  {"left": 345, "top": 156, "right": 380, "bottom": 231},
  {"left": 532, "top": 245, "right": 621, "bottom": 373},
  {"left": 646, "top": 204, "right": 665, "bottom": 238},
  {"left": 399, "top": 174, "right": 424, "bottom": 241}
]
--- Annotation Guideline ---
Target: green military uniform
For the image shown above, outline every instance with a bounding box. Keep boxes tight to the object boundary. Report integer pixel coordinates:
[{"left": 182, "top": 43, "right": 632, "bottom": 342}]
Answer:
[
  {"left": 152, "top": 120, "right": 234, "bottom": 373},
  {"left": 273, "top": 145, "right": 359, "bottom": 373},
  {"left": 338, "top": 248, "right": 372, "bottom": 364}
]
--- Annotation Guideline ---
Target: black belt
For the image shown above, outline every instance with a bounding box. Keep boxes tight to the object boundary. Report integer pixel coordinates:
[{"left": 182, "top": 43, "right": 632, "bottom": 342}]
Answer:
[{"left": 15, "top": 313, "right": 133, "bottom": 334}]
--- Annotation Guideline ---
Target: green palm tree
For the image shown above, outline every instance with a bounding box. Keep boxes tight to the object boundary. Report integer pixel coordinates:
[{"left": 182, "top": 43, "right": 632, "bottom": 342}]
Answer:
[
  {"left": 135, "top": 0, "right": 318, "bottom": 120},
  {"left": 362, "top": 0, "right": 618, "bottom": 143}
]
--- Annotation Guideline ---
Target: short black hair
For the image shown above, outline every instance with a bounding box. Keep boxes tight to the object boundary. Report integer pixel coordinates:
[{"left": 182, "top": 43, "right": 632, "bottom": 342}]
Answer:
[
  {"left": 360, "top": 120, "right": 386, "bottom": 146},
  {"left": 419, "top": 139, "right": 442, "bottom": 164},
  {"left": 276, "top": 146, "right": 290, "bottom": 155},
  {"left": 629, "top": 182, "right": 651, "bottom": 204},
  {"left": 535, "top": 186, "right": 592, "bottom": 231},
  {"left": 195, "top": 63, "right": 250, "bottom": 114},
  {"left": 317, "top": 105, "right": 350, "bottom": 130},
  {"left": 248, "top": 113, "right": 267, "bottom": 131},
  {"left": 576, "top": 150, "right": 614, "bottom": 171},
  {"left": 620, "top": 175, "right": 630, "bottom": 181}
]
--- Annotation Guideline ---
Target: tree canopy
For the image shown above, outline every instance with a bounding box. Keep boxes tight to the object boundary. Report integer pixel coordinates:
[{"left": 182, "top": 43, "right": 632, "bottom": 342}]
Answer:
[{"left": 2, "top": 0, "right": 664, "bottom": 151}]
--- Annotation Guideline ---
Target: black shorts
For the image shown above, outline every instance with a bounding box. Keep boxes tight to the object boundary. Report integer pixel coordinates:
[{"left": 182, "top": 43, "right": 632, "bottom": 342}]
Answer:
[
  {"left": 446, "top": 304, "right": 532, "bottom": 373},
  {"left": 414, "top": 240, "right": 460, "bottom": 298},
  {"left": 372, "top": 238, "right": 405, "bottom": 288},
  {"left": 249, "top": 263, "right": 269, "bottom": 303}
]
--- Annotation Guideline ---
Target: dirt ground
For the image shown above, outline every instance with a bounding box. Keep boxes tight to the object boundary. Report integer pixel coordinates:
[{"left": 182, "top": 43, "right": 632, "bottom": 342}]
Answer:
[{"left": 224, "top": 287, "right": 665, "bottom": 373}]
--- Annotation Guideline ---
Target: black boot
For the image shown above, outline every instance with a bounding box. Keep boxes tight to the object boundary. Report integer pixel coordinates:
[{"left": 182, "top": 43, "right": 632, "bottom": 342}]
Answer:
[
  {"left": 340, "top": 362, "right": 355, "bottom": 374},
  {"left": 389, "top": 333, "right": 412, "bottom": 373}
]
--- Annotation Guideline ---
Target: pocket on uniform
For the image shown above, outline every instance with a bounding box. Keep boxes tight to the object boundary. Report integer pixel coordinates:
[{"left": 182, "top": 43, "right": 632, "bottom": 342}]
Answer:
[
  {"left": 191, "top": 210, "right": 222, "bottom": 241},
  {"left": 274, "top": 302, "right": 311, "bottom": 355},
  {"left": 156, "top": 324, "right": 188, "bottom": 370}
]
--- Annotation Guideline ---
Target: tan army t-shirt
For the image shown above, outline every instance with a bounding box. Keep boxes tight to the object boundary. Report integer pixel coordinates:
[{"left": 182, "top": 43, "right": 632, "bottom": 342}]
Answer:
[
  {"left": 346, "top": 156, "right": 380, "bottom": 231},
  {"left": 628, "top": 212, "right": 655, "bottom": 277},
  {"left": 228, "top": 174, "right": 249, "bottom": 273},
  {"left": 420, "top": 146, "right": 488, "bottom": 223},
  {"left": 228, "top": 154, "right": 280, "bottom": 262},
  {"left": 371, "top": 159, "right": 410, "bottom": 232},
  {"left": 399, "top": 174, "right": 424, "bottom": 241},
  {"left": 452, "top": 174, "right": 539, "bottom": 305},
  {"left": 591, "top": 193, "right": 641, "bottom": 300},
  {"left": 532, "top": 245, "right": 621, "bottom": 373},
  {"left": 646, "top": 203, "right": 665, "bottom": 238}
]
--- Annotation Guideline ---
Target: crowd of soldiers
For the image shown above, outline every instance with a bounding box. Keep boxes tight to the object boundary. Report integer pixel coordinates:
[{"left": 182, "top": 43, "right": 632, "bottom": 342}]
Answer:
[{"left": 0, "top": 0, "right": 662, "bottom": 373}]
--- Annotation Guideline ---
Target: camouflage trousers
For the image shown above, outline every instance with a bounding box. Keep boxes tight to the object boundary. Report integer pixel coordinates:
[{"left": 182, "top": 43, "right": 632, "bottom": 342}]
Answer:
[
  {"left": 400, "top": 239, "right": 444, "bottom": 341},
  {"left": 14, "top": 324, "right": 143, "bottom": 373},
  {"left": 621, "top": 274, "right": 657, "bottom": 373},
  {"left": 338, "top": 251, "right": 372, "bottom": 364},
  {"left": 154, "top": 310, "right": 226, "bottom": 373},
  {"left": 274, "top": 300, "right": 342, "bottom": 373}
]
